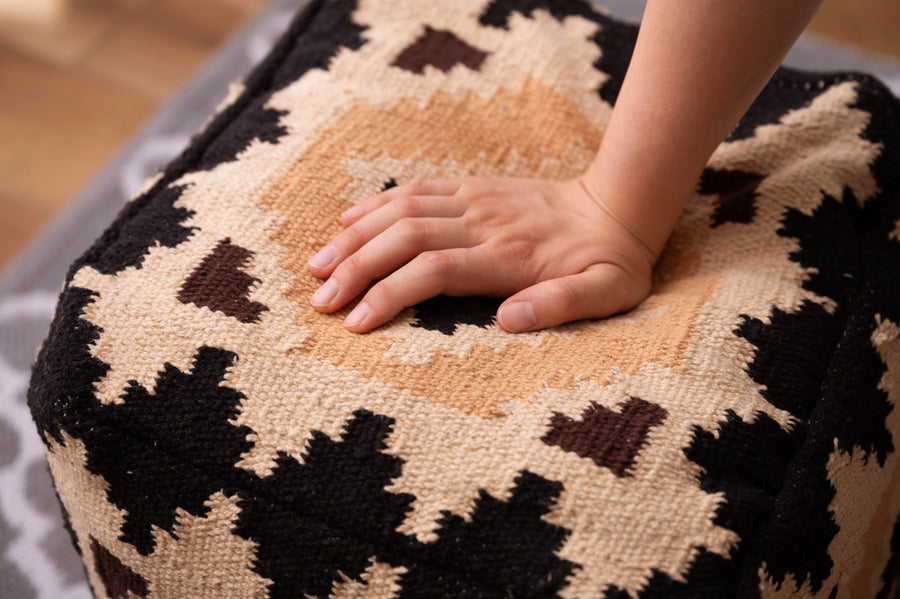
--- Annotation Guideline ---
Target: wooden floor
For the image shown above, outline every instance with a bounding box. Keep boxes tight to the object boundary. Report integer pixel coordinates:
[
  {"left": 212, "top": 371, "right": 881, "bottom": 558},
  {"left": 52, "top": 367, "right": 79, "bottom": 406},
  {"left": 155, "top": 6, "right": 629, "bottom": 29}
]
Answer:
[
  {"left": 0, "top": 0, "right": 898, "bottom": 271},
  {"left": 0, "top": 0, "right": 267, "bottom": 270}
]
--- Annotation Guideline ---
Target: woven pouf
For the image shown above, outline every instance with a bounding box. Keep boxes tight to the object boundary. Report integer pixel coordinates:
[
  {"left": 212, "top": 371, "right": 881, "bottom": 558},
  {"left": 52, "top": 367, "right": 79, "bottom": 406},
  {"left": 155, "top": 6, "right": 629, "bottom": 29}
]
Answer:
[{"left": 27, "top": 0, "right": 900, "bottom": 597}]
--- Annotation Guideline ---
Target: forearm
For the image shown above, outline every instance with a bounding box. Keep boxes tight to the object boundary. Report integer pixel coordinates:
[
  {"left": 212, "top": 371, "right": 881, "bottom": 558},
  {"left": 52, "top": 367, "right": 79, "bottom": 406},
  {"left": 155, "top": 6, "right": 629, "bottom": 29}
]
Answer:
[{"left": 583, "top": 0, "right": 823, "bottom": 257}]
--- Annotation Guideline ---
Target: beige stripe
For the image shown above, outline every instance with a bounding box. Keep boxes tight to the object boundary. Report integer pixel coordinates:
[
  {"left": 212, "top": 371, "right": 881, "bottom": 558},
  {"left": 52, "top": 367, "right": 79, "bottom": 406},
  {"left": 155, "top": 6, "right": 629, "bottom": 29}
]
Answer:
[
  {"left": 144, "top": 492, "right": 271, "bottom": 599},
  {"left": 328, "top": 560, "right": 406, "bottom": 599},
  {"left": 758, "top": 566, "right": 822, "bottom": 598},
  {"left": 45, "top": 433, "right": 130, "bottom": 599},
  {"left": 708, "top": 82, "right": 880, "bottom": 209},
  {"left": 809, "top": 317, "right": 900, "bottom": 599},
  {"left": 46, "top": 433, "right": 271, "bottom": 598}
]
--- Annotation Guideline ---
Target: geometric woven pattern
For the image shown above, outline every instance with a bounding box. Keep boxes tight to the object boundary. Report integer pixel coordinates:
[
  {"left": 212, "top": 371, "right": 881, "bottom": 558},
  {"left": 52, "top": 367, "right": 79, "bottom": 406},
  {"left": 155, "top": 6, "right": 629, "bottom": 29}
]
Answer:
[{"left": 27, "top": 0, "right": 900, "bottom": 597}]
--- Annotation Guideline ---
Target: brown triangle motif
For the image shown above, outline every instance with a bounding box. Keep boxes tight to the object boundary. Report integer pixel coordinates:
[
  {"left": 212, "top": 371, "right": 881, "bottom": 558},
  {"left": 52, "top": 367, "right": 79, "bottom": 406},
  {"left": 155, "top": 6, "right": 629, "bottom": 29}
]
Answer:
[
  {"left": 542, "top": 397, "right": 667, "bottom": 477},
  {"left": 91, "top": 537, "right": 149, "bottom": 598},
  {"left": 178, "top": 238, "right": 269, "bottom": 323},
  {"left": 392, "top": 25, "right": 489, "bottom": 74}
]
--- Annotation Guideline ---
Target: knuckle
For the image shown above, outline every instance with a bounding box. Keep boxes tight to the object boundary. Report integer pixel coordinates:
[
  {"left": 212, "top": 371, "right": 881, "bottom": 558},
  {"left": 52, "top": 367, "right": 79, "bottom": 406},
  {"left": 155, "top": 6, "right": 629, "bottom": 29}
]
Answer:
[
  {"left": 416, "top": 250, "right": 457, "bottom": 274},
  {"left": 404, "top": 181, "right": 430, "bottom": 197},
  {"left": 552, "top": 278, "right": 581, "bottom": 314},
  {"left": 340, "top": 252, "right": 366, "bottom": 278},
  {"left": 487, "top": 215, "right": 516, "bottom": 228},
  {"left": 394, "top": 195, "right": 422, "bottom": 217},
  {"left": 458, "top": 177, "right": 490, "bottom": 198},
  {"left": 340, "top": 224, "right": 368, "bottom": 249},
  {"left": 459, "top": 204, "right": 481, "bottom": 225},
  {"left": 360, "top": 284, "right": 388, "bottom": 308},
  {"left": 461, "top": 204, "right": 503, "bottom": 229},
  {"left": 361, "top": 283, "right": 402, "bottom": 317},
  {"left": 495, "top": 238, "right": 534, "bottom": 266},
  {"left": 465, "top": 175, "right": 492, "bottom": 188},
  {"left": 395, "top": 218, "right": 429, "bottom": 244}
]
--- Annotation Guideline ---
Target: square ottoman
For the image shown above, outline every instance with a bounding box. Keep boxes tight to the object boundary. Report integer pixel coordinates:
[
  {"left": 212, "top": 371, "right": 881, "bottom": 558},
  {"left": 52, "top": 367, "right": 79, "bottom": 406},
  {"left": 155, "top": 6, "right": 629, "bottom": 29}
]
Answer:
[{"left": 27, "top": 0, "right": 900, "bottom": 597}]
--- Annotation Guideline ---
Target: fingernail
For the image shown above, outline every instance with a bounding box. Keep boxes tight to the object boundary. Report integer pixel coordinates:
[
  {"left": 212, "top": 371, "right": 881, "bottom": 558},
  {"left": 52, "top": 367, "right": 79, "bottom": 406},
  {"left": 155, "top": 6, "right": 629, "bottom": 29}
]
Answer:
[
  {"left": 341, "top": 204, "right": 366, "bottom": 221},
  {"left": 498, "top": 301, "right": 536, "bottom": 332},
  {"left": 311, "top": 279, "right": 339, "bottom": 306},
  {"left": 308, "top": 244, "right": 336, "bottom": 269},
  {"left": 344, "top": 302, "right": 370, "bottom": 329}
]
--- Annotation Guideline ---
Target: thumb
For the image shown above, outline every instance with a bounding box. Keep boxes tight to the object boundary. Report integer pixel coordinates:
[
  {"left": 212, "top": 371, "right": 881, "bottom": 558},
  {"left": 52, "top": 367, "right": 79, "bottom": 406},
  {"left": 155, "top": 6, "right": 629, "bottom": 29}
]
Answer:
[{"left": 496, "top": 264, "right": 644, "bottom": 333}]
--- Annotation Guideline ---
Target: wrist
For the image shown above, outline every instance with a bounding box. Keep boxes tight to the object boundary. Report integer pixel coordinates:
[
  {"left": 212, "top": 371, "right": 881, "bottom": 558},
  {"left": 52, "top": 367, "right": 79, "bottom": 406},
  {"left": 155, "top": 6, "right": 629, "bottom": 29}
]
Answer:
[
  {"left": 576, "top": 178, "right": 658, "bottom": 263},
  {"left": 581, "top": 156, "right": 697, "bottom": 261}
]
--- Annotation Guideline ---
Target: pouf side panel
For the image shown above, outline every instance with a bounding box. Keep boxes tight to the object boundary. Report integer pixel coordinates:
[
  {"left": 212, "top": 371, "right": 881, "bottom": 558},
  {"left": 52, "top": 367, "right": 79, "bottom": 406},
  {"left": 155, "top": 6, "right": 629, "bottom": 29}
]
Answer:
[{"left": 749, "top": 77, "right": 900, "bottom": 598}]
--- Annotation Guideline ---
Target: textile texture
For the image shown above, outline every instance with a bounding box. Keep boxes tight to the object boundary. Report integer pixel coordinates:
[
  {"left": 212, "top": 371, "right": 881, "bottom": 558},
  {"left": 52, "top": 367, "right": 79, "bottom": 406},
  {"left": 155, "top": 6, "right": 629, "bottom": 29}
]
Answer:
[{"left": 26, "top": 0, "right": 900, "bottom": 597}]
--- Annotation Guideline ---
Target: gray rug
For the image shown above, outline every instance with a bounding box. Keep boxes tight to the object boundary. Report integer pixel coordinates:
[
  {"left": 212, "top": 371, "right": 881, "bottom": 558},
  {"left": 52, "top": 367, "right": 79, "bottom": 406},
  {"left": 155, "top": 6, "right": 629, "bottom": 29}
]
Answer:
[{"left": 1, "top": 1, "right": 898, "bottom": 596}]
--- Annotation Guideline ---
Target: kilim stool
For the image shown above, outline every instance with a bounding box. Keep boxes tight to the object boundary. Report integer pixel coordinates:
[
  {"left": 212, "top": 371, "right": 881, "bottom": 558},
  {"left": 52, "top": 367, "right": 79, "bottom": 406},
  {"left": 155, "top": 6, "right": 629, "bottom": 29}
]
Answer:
[{"left": 27, "top": 0, "right": 900, "bottom": 597}]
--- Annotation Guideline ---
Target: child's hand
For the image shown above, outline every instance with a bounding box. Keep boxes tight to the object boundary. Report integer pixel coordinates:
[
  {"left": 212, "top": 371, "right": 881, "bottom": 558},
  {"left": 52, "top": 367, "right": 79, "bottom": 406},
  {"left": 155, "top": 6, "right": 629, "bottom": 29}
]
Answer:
[{"left": 307, "top": 177, "right": 655, "bottom": 333}]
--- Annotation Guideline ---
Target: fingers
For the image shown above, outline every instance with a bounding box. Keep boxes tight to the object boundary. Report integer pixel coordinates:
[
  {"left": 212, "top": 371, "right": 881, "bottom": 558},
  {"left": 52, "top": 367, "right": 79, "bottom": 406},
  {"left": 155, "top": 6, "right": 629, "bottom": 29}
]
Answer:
[
  {"left": 334, "top": 260, "right": 646, "bottom": 334},
  {"left": 342, "top": 248, "right": 503, "bottom": 333},
  {"left": 310, "top": 218, "right": 474, "bottom": 313},
  {"left": 309, "top": 194, "right": 465, "bottom": 277},
  {"left": 497, "top": 264, "right": 644, "bottom": 333},
  {"left": 306, "top": 175, "right": 656, "bottom": 334},
  {"left": 340, "top": 180, "right": 462, "bottom": 226}
]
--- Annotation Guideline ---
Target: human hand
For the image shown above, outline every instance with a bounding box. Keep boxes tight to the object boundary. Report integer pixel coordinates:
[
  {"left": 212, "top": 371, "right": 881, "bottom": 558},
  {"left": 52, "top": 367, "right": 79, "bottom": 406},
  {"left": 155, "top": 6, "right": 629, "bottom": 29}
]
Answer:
[{"left": 307, "top": 177, "right": 656, "bottom": 333}]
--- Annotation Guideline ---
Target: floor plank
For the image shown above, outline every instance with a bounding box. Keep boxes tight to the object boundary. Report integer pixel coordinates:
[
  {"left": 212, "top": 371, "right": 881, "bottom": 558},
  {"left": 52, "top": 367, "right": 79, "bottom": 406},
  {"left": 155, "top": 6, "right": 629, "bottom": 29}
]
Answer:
[
  {"left": 0, "top": 49, "right": 155, "bottom": 265},
  {"left": 85, "top": 16, "right": 215, "bottom": 101},
  {"left": 0, "top": 0, "right": 148, "bottom": 67},
  {"left": 0, "top": 189, "right": 60, "bottom": 270},
  {"left": 0, "top": 49, "right": 155, "bottom": 207},
  {"left": 0, "top": 0, "right": 257, "bottom": 271},
  {"left": 147, "top": 0, "right": 262, "bottom": 44}
]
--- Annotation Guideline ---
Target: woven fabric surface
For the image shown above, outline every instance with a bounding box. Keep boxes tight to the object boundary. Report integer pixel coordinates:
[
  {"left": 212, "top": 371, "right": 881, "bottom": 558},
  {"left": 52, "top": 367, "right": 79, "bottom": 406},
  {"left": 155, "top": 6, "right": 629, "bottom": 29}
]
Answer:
[{"left": 26, "top": 0, "right": 900, "bottom": 597}]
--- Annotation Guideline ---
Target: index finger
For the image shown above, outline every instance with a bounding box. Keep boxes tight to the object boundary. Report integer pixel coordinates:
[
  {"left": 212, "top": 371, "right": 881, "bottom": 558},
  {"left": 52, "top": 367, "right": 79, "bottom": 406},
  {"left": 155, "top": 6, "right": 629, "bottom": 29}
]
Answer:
[{"left": 341, "top": 179, "right": 461, "bottom": 226}]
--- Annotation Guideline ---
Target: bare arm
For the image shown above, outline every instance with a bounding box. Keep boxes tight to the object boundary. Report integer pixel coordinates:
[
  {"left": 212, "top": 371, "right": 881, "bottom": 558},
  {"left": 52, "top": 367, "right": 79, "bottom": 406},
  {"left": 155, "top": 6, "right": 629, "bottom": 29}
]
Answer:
[
  {"left": 586, "top": 0, "right": 824, "bottom": 257},
  {"left": 308, "top": 0, "right": 824, "bottom": 333}
]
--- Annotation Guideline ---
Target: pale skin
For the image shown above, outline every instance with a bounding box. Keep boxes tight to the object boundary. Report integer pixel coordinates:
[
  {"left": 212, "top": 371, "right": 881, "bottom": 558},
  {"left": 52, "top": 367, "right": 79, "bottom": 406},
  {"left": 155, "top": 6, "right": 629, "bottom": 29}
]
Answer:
[{"left": 309, "top": 0, "right": 824, "bottom": 333}]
